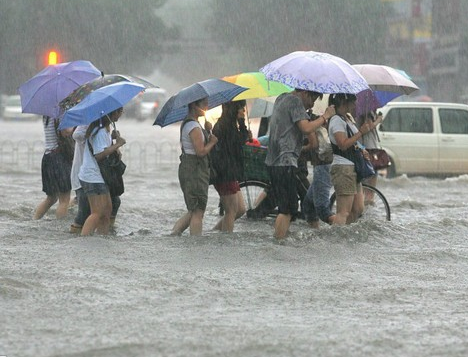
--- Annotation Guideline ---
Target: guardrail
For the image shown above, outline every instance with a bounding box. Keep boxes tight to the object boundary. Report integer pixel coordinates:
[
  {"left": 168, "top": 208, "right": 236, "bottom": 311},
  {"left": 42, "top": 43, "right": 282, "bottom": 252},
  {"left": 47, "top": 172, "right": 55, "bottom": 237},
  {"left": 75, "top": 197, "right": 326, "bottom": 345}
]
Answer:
[{"left": 0, "top": 140, "right": 181, "bottom": 173}]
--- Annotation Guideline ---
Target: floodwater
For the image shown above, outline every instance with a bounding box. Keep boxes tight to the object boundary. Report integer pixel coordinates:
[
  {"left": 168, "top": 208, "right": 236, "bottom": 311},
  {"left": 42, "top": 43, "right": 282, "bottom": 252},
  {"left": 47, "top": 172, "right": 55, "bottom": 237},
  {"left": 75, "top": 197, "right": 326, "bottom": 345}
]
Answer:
[{"left": 1, "top": 119, "right": 468, "bottom": 357}]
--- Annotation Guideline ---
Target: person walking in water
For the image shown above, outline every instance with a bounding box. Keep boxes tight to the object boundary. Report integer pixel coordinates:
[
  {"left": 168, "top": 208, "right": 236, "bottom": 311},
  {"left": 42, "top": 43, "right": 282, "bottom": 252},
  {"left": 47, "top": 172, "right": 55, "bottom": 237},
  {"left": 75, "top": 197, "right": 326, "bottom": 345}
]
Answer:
[
  {"left": 211, "top": 100, "right": 248, "bottom": 232},
  {"left": 171, "top": 98, "right": 218, "bottom": 236},
  {"left": 33, "top": 116, "right": 72, "bottom": 220},
  {"left": 265, "top": 89, "right": 335, "bottom": 239}
]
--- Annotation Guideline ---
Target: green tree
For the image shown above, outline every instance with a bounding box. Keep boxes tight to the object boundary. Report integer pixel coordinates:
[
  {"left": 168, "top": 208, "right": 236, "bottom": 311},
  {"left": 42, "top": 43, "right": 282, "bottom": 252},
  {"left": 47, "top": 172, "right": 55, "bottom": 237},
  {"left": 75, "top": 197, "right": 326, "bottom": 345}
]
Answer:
[
  {"left": 208, "top": 0, "right": 388, "bottom": 71},
  {"left": 0, "top": 0, "right": 179, "bottom": 94}
]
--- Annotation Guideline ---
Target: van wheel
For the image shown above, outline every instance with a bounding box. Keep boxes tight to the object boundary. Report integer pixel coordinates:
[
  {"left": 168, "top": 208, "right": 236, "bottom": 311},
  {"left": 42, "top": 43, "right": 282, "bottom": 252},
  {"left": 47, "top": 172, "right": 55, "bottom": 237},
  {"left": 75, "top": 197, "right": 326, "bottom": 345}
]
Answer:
[{"left": 386, "top": 158, "right": 396, "bottom": 178}]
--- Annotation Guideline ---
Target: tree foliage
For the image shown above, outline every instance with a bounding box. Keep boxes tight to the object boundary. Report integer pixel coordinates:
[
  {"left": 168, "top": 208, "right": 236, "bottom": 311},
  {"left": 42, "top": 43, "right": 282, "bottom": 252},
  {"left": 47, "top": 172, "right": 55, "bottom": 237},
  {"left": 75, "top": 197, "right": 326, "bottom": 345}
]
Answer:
[
  {"left": 0, "top": 0, "right": 179, "bottom": 93},
  {"left": 208, "top": 0, "right": 388, "bottom": 70}
]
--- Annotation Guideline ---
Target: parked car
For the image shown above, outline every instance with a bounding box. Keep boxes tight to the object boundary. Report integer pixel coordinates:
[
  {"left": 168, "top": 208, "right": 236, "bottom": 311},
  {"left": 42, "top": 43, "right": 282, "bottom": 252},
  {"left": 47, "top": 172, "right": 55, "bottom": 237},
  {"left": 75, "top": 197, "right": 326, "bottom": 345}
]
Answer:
[
  {"left": 135, "top": 88, "right": 168, "bottom": 121},
  {"left": 2, "top": 95, "right": 41, "bottom": 121},
  {"left": 378, "top": 102, "right": 468, "bottom": 177}
]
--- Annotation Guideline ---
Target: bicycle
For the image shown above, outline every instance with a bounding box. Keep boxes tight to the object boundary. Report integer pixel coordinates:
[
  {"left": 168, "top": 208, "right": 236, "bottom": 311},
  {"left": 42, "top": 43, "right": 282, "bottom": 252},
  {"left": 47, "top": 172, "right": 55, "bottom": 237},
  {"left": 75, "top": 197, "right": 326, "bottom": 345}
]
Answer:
[
  {"left": 239, "top": 145, "right": 391, "bottom": 221},
  {"left": 240, "top": 179, "right": 391, "bottom": 222}
]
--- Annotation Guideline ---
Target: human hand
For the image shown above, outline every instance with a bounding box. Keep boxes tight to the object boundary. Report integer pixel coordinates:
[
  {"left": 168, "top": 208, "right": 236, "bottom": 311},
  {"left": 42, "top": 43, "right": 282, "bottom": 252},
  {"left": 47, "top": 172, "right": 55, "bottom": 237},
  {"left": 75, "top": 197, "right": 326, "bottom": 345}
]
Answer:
[
  {"left": 111, "top": 130, "right": 120, "bottom": 140},
  {"left": 209, "top": 133, "right": 218, "bottom": 145},
  {"left": 360, "top": 122, "right": 372, "bottom": 135},
  {"left": 323, "top": 105, "right": 335, "bottom": 121},
  {"left": 362, "top": 149, "right": 370, "bottom": 161},
  {"left": 115, "top": 135, "right": 126, "bottom": 147}
]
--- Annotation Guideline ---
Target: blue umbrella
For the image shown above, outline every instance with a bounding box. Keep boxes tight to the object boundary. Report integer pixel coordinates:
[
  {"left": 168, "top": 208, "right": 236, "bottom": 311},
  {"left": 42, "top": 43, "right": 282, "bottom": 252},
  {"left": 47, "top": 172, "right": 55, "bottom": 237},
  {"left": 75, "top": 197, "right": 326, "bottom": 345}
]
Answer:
[
  {"left": 260, "top": 51, "right": 369, "bottom": 94},
  {"left": 19, "top": 60, "right": 101, "bottom": 118},
  {"left": 153, "top": 78, "right": 248, "bottom": 127},
  {"left": 59, "top": 81, "right": 145, "bottom": 130}
]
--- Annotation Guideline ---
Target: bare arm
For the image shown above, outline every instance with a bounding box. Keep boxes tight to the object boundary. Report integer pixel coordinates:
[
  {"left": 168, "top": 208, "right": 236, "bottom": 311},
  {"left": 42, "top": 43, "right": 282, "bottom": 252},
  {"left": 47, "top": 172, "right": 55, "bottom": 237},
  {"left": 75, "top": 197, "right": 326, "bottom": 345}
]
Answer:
[
  {"left": 296, "top": 105, "right": 336, "bottom": 134},
  {"left": 94, "top": 135, "right": 126, "bottom": 162},
  {"left": 334, "top": 123, "right": 372, "bottom": 151},
  {"left": 189, "top": 127, "right": 218, "bottom": 157}
]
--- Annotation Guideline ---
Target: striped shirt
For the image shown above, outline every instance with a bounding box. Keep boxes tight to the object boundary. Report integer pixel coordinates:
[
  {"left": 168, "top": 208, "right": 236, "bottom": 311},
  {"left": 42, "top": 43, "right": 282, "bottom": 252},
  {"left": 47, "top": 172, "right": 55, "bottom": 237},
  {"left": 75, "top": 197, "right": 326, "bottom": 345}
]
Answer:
[{"left": 43, "top": 116, "right": 59, "bottom": 153}]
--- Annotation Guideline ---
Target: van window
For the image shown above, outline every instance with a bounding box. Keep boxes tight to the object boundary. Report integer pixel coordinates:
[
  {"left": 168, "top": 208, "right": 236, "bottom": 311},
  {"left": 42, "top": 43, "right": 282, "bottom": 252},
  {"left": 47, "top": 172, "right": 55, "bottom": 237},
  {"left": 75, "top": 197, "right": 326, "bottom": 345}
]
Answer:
[
  {"left": 439, "top": 109, "right": 468, "bottom": 134},
  {"left": 381, "top": 108, "right": 433, "bottom": 133}
]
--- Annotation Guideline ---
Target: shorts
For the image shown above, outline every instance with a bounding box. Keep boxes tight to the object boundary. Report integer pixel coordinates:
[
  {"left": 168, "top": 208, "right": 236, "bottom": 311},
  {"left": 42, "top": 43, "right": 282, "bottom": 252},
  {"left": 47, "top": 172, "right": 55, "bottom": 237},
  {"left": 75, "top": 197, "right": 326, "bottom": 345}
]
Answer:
[
  {"left": 178, "top": 153, "right": 209, "bottom": 211},
  {"left": 330, "top": 165, "right": 359, "bottom": 196},
  {"left": 41, "top": 151, "right": 72, "bottom": 195},
  {"left": 267, "top": 165, "right": 298, "bottom": 217},
  {"left": 214, "top": 181, "right": 240, "bottom": 196},
  {"left": 80, "top": 180, "right": 109, "bottom": 196}
]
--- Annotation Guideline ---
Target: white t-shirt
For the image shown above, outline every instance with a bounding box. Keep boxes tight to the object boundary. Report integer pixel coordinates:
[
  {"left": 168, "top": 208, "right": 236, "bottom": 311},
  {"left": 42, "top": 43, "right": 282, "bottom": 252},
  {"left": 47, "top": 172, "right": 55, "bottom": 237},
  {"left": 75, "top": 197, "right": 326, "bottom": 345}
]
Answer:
[
  {"left": 328, "top": 115, "right": 360, "bottom": 166},
  {"left": 181, "top": 120, "right": 202, "bottom": 155},
  {"left": 70, "top": 125, "right": 88, "bottom": 191},
  {"left": 78, "top": 127, "right": 111, "bottom": 183}
]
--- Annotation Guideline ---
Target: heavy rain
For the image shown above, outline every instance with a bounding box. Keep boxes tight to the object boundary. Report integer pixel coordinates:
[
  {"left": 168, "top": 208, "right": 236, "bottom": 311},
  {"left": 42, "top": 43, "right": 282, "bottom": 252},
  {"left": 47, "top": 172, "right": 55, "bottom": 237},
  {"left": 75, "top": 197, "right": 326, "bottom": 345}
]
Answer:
[{"left": 1, "top": 1, "right": 468, "bottom": 356}]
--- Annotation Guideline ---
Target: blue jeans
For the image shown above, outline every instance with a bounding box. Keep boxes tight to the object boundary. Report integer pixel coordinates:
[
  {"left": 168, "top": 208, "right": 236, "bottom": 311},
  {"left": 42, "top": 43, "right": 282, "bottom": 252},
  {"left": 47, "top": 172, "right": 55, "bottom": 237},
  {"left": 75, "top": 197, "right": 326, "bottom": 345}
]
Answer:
[{"left": 303, "top": 164, "right": 333, "bottom": 223}]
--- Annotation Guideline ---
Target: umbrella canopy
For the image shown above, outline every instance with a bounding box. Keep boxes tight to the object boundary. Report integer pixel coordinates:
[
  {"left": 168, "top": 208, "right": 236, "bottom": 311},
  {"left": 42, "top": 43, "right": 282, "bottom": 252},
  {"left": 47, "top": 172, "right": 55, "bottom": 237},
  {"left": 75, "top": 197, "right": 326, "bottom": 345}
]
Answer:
[
  {"left": 222, "top": 72, "right": 292, "bottom": 100},
  {"left": 59, "top": 73, "right": 157, "bottom": 115},
  {"left": 352, "top": 64, "right": 419, "bottom": 94},
  {"left": 154, "top": 78, "right": 248, "bottom": 127},
  {"left": 353, "top": 64, "right": 420, "bottom": 116},
  {"left": 260, "top": 51, "right": 369, "bottom": 94},
  {"left": 19, "top": 60, "right": 101, "bottom": 118},
  {"left": 249, "top": 98, "right": 275, "bottom": 118},
  {"left": 59, "top": 81, "right": 145, "bottom": 130}
]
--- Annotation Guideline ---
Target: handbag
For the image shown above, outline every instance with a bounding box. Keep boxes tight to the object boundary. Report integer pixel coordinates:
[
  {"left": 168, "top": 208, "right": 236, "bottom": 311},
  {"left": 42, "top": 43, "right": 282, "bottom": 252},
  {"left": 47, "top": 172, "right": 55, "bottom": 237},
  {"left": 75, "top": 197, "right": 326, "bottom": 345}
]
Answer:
[
  {"left": 344, "top": 122, "right": 376, "bottom": 182},
  {"left": 367, "top": 148, "right": 391, "bottom": 170},
  {"left": 87, "top": 140, "right": 126, "bottom": 197},
  {"left": 351, "top": 148, "right": 376, "bottom": 182},
  {"left": 54, "top": 119, "right": 75, "bottom": 163}
]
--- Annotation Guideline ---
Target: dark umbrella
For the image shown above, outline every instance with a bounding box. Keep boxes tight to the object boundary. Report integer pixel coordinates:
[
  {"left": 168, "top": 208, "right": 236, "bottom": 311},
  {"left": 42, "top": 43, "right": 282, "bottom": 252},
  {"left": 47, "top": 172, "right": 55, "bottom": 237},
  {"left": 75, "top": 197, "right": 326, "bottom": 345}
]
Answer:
[
  {"left": 58, "top": 73, "right": 157, "bottom": 115},
  {"left": 153, "top": 78, "right": 248, "bottom": 127}
]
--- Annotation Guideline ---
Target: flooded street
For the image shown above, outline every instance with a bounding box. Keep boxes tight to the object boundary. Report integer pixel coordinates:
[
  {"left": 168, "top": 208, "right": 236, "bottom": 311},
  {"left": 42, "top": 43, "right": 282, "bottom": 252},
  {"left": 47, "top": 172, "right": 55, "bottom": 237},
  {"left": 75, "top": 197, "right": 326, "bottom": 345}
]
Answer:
[{"left": 1, "top": 119, "right": 468, "bottom": 357}]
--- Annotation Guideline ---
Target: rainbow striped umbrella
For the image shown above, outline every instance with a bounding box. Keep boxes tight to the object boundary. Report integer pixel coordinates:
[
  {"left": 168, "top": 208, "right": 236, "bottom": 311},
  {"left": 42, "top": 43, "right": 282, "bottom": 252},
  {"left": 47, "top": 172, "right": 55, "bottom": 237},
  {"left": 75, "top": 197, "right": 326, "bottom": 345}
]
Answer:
[{"left": 222, "top": 72, "right": 292, "bottom": 100}]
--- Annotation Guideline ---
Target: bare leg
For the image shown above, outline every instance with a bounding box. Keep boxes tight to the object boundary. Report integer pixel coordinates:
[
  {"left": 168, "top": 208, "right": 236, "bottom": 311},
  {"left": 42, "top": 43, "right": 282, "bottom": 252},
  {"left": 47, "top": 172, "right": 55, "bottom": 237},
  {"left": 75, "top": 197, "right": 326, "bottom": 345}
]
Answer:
[
  {"left": 56, "top": 191, "right": 71, "bottom": 219},
  {"left": 33, "top": 195, "right": 58, "bottom": 220},
  {"left": 171, "top": 212, "right": 191, "bottom": 235},
  {"left": 274, "top": 213, "right": 292, "bottom": 239},
  {"left": 81, "top": 194, "right": 112, "bottom": 236},
  {"left": 189, "top": 209, "right": 204, "bottom": 236},
  {"left": 348, "top": 189, "right": 365, "bottom": 224},
  {"left": 333, "top": 194, "right": 354, "bottom": 225},
  {"left": 214, "top": 191, "right": 246, "bottom": 232},
  {"left": 235, "top": 191, "right": 246, "bottom": 219}
]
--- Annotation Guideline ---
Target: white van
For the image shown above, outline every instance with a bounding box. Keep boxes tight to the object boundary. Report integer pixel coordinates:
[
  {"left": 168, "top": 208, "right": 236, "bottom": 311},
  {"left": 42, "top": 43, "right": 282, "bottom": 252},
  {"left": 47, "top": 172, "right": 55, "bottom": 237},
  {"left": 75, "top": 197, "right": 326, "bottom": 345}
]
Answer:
[{"left": 378, "top": 102, "right": 468, "bottom": 177}]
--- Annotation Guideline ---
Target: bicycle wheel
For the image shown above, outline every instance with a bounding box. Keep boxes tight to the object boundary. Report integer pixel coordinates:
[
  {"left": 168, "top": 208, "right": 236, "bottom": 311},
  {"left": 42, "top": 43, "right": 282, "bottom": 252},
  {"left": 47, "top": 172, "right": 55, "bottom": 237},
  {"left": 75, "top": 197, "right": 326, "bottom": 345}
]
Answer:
[
  {"left": 329, "top": 183, "right": 391, "bottom": 221},
  {"left": 239, "top": 180, "right": 274, "bottom": 219}
]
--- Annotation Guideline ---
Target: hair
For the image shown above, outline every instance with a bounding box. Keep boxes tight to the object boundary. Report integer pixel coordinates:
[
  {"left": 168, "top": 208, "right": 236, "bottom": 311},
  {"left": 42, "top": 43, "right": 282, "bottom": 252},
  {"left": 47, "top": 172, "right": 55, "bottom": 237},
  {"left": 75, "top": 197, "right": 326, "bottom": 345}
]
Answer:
[
  {"left": 220, "top": 100, "right": 246, "bottom": 119},
  {"left": 328, "top": 93, "right": 357, "bottom": 107},
  {"left": 295, "top": 88, "right": 323, "bottom": 100},
  {"left": 188, "top": 97, "right": 208, "bottom": 111},
  {"left": 85, "top": 113, "right": 113, "bottom": 138}
]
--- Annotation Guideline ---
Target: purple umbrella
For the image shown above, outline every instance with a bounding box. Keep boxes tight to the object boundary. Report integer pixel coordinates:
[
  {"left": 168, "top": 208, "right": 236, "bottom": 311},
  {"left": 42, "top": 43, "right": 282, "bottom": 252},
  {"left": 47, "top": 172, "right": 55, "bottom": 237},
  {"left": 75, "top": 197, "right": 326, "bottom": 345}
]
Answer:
[
  {"left": 19, "top": 60, "right": 101, "bottom": 118},
  {"left": 260, "top": 51, "right": 369, "bottom": 94}
]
